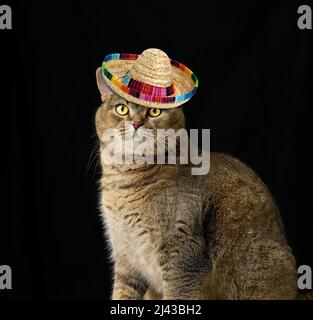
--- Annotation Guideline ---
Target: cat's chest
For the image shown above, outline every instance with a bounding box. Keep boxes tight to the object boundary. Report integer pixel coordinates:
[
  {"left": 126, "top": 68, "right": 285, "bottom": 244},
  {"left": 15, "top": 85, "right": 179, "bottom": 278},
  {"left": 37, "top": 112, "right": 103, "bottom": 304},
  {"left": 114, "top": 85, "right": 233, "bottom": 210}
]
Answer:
[
  {"left": 125, "top": 223, "right": 163, "bottom": 288},
  {"left": 102, "top": 197, "right": 164, "bottom": 293}
]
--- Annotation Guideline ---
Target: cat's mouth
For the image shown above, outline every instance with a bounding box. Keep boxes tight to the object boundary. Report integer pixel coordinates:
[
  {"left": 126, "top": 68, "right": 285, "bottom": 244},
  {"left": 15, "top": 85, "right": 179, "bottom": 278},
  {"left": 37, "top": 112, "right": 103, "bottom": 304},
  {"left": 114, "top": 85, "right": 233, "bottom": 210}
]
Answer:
[
  {"left": 132, "top": 127, "right": 148, "bottom": 141},
  {"left": 132, "top": 129, "right": 149, "bottom": 145}
]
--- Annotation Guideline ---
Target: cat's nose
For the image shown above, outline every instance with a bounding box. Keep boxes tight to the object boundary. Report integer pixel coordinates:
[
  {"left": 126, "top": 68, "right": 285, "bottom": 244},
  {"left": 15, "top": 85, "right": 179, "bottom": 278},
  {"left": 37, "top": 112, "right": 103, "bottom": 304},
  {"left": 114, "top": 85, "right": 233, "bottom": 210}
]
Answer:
[{"left": 132, "top": 121, "right": 144, "bottom": 129}]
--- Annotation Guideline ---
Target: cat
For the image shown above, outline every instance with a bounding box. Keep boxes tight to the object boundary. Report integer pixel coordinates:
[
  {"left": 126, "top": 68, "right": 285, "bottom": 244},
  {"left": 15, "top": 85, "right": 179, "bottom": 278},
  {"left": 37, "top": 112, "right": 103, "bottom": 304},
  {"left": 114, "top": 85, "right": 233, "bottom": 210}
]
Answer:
[{"left": 95, "top": 67, "right": 302, "bottom": 300}]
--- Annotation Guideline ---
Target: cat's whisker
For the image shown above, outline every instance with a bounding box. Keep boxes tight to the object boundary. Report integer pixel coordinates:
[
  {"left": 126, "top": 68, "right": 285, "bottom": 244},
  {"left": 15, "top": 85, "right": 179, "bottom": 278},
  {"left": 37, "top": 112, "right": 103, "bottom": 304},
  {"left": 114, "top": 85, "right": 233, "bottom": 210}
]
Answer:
[
  {"left": 87, "top": 140, "right": 100, "bottom": 168},
  {"left": 154, "top": 135, "right": 182, "bottom": 159},
  {"left": 87, "top": 150, "right": 100, "bottom": 175},
  {"left": 93, "top": 156, "right": 102, "bottom": 181},
  {"left": 88, "top": 131, "right": 98, "bottom": 141},
  {"left": 86, "top": 139, "right": 101, "bottom": 174}
]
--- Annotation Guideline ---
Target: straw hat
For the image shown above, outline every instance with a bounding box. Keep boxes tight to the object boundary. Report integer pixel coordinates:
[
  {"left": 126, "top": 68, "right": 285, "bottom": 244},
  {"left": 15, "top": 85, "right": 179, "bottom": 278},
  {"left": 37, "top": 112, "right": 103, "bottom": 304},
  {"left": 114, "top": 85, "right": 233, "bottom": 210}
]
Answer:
[{"left": 100, "top": 48, "right": 198, "bottom": 109}]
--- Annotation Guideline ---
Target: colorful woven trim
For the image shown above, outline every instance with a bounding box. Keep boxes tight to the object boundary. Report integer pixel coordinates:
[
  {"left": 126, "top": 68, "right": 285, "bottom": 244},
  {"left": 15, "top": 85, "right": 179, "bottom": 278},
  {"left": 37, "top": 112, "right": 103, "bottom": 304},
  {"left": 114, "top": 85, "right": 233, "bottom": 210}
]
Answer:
[
  {"left": 102, "top": 53, "right": 198, "bottom": 104},
  {"left": 121, "top": 75, "right": 176, "bottom": 97}
]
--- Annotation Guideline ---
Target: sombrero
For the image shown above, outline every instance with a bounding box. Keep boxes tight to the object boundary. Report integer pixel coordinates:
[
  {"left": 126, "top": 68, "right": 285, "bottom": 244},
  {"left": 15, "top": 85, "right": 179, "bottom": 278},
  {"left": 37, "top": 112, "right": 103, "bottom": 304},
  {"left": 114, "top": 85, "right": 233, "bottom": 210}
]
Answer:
[{"left": 100, "top": 48, "right": 198, "bottom": 109}]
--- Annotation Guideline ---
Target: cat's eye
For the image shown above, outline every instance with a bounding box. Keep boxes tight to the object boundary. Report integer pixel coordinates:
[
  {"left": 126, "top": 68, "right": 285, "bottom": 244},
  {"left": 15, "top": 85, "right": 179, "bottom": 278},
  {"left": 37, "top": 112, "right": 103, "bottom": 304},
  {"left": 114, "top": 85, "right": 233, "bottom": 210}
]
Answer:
[
  {"left": 115, "top": 104, "right": 129, "bottom": 116},
  {"left": 148, "top": 108, "right": 162, "bottom": 118}
]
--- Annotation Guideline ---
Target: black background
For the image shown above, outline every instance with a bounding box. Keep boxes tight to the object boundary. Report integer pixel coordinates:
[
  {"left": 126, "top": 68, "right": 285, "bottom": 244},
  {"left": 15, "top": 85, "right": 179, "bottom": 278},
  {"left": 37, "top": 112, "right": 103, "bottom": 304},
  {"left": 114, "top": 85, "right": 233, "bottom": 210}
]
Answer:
[{"left": 2, "top": 0, "right": 312, "bottom": 299}]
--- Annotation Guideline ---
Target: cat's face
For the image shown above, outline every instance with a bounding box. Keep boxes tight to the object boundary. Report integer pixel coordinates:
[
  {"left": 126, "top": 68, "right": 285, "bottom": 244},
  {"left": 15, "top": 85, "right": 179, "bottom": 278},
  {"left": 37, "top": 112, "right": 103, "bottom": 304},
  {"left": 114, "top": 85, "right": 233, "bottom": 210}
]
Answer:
[
  {"left": 96, "top": 92, "right": 185, "bottom": 137},
  {"left": 95, "top": 92, "right": 185, "bottom": 160},
  {"left": 95, "top": 68, "right": 185, "bottom": 162}
]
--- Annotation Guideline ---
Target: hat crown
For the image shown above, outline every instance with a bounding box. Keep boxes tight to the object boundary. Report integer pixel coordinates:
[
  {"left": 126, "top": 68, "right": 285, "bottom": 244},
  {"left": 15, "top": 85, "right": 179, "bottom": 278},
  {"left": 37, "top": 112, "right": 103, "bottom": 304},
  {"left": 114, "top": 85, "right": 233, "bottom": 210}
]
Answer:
[{"left": 128, "top": 48, "right": 172, "bottom": 88}]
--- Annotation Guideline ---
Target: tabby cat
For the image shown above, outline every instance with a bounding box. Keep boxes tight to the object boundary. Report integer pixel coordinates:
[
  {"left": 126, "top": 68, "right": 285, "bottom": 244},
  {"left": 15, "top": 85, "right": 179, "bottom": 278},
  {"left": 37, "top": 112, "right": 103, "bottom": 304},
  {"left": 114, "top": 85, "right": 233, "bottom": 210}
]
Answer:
[{"left": 95, "top": 67, "right": 300, "bottom": 300}]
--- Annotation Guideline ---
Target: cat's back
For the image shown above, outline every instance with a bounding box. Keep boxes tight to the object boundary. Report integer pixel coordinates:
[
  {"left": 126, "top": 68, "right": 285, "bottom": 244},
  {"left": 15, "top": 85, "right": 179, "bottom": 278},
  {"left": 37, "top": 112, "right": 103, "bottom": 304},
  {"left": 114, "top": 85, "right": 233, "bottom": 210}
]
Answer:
[
  {"left": 206, "top": 152, "right": 275, "bottom": 206},
  {"left": 203, "top": 152, "right": 286, "bottom": 243}
]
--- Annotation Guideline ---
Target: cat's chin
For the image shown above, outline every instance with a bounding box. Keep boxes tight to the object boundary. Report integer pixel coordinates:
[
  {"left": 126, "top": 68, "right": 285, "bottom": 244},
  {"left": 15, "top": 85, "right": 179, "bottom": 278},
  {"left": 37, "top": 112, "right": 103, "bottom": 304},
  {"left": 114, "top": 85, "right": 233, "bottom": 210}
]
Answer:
[
  {"left": 104, "top": 161, "right": 155, "bottom": 173},
  {"left": 100, "top": 149, "right": 158, "bottom": 171}
]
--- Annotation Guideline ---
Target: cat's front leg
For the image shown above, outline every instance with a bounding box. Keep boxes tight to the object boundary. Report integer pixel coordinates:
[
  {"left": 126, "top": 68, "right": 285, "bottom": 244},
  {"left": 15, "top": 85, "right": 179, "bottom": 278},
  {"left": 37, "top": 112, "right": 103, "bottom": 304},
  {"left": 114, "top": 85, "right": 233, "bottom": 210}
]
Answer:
[
  {"left": 162, "top": 264, "right": 210, "bottom": 299},
  {"left": 112, "top": 262, "right": 148, "bottom": 300},
  {"left": 158, "top": 240, "right": 210, "bottom": 300}
]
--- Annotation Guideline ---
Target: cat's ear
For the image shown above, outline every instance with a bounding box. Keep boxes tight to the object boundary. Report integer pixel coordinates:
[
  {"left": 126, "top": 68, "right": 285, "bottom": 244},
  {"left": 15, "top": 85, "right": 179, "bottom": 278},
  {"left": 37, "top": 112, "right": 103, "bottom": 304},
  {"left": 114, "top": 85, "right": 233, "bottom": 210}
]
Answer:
[{"left": 96, "top": 67, "right": 113, "bottom": 102}]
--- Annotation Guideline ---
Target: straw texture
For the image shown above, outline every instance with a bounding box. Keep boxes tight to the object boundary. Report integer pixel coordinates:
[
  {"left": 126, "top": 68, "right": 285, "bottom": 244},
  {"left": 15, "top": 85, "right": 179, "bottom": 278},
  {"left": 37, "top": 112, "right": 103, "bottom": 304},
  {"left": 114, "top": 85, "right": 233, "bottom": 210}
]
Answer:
[{"left": 101, "top": 48, "right": 198, "bottom": 109}]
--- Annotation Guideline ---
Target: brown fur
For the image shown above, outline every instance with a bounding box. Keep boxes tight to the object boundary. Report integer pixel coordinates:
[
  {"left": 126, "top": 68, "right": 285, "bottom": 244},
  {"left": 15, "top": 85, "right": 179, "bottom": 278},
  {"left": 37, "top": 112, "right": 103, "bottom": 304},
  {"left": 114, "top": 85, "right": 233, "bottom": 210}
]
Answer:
[{"left": 95, "top": 68, "right": 301, "bottom": 300}]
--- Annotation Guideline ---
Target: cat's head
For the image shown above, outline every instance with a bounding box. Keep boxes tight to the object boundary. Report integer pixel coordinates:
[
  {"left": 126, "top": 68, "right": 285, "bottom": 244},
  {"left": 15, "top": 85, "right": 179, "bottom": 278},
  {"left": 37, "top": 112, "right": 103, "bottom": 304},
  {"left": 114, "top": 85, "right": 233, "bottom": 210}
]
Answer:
[{"left": 95, "top": 68, "right": 185, "bottom": 164}]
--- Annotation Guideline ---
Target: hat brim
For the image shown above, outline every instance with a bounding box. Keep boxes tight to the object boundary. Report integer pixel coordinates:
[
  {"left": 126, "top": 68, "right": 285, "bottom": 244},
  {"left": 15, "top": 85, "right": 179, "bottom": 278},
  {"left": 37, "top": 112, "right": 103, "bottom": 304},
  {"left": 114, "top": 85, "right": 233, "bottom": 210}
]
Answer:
[{"left": 102, "top": 58, "right": 198, "bottom": 109}]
